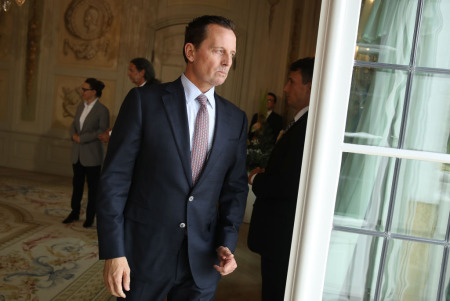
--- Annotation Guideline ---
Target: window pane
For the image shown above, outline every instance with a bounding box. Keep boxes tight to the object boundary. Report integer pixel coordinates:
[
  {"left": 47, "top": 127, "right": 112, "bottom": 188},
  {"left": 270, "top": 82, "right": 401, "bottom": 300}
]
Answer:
[
  {"left": 380, "top": 239, "right": 443, "bottom": 300},
  {"left": 344, "top": 67, "right": 407, "bottom": 148},
  {"left": 416, "top": 0, "right": 450, "bottom": 69},
  {"left": 355, "top": 0, "right": 418, "bottom": 65},
  {"left": 443, "top": 255, "right": 450, "bottom": 300},
  {"left": 323, "top": 231, "right": 382, "bottom": 301},
  {"left": 334, "top": 153, "right": 396, "bottom": 232},
  {"left": 403, "top": 72, "right": 450, "bottom": 154},
  {"left": 390, "top": 159, "right": 450, "bottom": 240}
]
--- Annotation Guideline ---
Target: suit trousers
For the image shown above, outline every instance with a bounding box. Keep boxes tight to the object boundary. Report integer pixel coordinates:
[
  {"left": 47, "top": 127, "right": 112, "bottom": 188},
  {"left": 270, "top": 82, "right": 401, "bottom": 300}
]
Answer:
[
  {"left": 261, "top": 256, "right": 289, "bottom": 301},
  {"left": 118, "top": 237, "right": 218, "bottom": 301},
  {"left": 71, "top": 160, "right": 101, "bottom": 221}
]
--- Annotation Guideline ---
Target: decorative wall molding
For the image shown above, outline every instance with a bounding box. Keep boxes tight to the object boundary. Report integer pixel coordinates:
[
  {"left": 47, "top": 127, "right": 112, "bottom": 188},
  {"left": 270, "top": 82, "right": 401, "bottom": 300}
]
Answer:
[{"left": 58, "top": 0, "right": 121, "bottom": 70}]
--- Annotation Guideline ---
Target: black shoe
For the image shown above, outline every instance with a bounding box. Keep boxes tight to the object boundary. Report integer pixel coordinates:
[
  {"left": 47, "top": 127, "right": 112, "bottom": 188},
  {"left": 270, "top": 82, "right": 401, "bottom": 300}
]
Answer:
[
  {"left": 83, "top": 220, "right": 94, "bottom": 228},
  {"left": 62, "top": 213, "right": 79, "bottom": 224}
]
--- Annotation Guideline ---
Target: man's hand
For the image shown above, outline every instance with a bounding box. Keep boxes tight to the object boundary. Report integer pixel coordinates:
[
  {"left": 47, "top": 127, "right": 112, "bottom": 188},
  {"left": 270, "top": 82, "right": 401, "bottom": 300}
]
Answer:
[
  {"left": 213, "top": 246, "right": 237, "bottom": 276},
  {"left": 248, "top": 167, "right": 265, "bottom": 185},
  {"left": 72, "top": 134, "right": 81, "bottom": 143},
  {"left": 98, "top": 129, "right": 111, "bottom": 143},
  {"left": 103, "top": 257, "right": 130, "bottom": 298}
]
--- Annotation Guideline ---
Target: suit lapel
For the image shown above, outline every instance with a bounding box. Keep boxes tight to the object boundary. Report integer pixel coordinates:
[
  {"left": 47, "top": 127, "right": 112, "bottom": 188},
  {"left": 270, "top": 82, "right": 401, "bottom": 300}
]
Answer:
[
  {"left": 81, "top": 101, "right": 99, "bottom": 133},
  {"left": 74, "top": 104, "right": 83, "bottom": 132},
  {"left": 161, "top": 79, "right": 193, "bottom": 185}
]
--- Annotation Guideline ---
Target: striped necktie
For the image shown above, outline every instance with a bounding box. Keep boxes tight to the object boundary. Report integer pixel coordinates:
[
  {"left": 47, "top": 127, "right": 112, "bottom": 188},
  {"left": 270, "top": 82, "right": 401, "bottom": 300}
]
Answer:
[{"left": 191, "top": 94, "right": 209, "bottom": 184}]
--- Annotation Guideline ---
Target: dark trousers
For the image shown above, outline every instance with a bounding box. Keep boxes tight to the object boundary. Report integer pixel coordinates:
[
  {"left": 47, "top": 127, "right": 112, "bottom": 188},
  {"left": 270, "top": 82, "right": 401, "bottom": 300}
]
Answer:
[
  {"left": 118, "top": 238, "right": 217, "bottom": 301},
  {"left": 71, "top": 160, "right": 101, "bottom": 221},
  {"left": 261, "top": 256, "right": 289, "bottom": 301}
]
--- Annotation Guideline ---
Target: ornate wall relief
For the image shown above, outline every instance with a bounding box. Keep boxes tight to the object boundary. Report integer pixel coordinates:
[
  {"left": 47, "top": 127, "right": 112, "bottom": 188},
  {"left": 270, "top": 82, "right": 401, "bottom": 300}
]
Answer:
[
  {"left": 52, "top": 75, "right": 115, "bottom": 130},
  {"left": 58, "top": 0, "right": 122, "bottom": 70}
]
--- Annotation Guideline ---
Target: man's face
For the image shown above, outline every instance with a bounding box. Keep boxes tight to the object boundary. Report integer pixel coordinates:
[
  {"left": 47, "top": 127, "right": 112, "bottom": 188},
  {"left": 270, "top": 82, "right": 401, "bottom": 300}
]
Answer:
[
  {"left": 81, "top": 83, "right": 96, "bottom": 102},
  {"left": 127, "top": 63, "right": 145, "bottom": 86},
  {"left": 267, "top": 95, "right": 275, "bottom": 111},
  {"left": 185, "top": 24, "right": 236, "bottom": 92},
  {"left": 283, "top": 70, "right": 311, "bottom": 112}
]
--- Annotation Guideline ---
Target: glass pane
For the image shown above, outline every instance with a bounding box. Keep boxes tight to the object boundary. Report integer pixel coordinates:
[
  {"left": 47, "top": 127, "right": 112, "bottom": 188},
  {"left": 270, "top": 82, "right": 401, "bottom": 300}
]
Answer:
[
  {"left": 416, "top": 0, "right": 450, "bottom": 69},
  {"left": 403, "top": 72, "right": 450, "bottom": 154},
  {"left": 443, "top": 253, "right": 450, "bottom": 301},
  {"left": 334, "top": 153, "right": 396, "bottom": 232},
  {"left": 344, "top": 67, "right": 407, "bottom": 148},
  {"left": 380, "top": 239, "right": 443, "bottom": 300},
  {"left": 355, "top": 0, "right": 418, "bottom": 65},
  {"left": 323, "top": 231, "right": 382, "bottom": 301},
  {"left": 390, "top": 159, "right": 450, "bottom": 240}
]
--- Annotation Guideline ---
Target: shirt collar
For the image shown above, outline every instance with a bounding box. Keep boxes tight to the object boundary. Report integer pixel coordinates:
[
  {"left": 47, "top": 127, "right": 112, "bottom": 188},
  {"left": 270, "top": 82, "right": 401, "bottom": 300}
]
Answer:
[
  {"left": 181, "top": 73, "right": 215, "bottom": 109},
  {"left": 84, "top": 98, "right": 98, "bottom": 107},
  {"left": 294, "top": 106, "right": 308, "bottom": 122}
]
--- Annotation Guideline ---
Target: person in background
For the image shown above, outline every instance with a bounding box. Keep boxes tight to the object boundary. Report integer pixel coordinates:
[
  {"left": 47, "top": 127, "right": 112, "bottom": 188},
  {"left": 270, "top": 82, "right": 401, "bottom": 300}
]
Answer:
[
  {"left": 248, "top": 92, "right": 283, "bottom": 143},
  {"left": 247, "top": 57, "right": 315, "bottom": 301},
  {"left": 96, "top": 15, "right": 248, "bottom": 300},
  {"left": 127, "top": 57, "right": 161, "bottom": 87},
  {"left": 63, "top": 78, "right": 109, "bottom": 228},
  {"left": 98, "top": 57, "right": 160, "bottom": 143}
]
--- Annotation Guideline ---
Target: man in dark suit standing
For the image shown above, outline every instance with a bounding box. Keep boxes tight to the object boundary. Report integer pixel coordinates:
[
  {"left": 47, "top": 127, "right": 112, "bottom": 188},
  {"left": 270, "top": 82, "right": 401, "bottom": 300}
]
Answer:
[
  {"left": 96, "top": 15, "right": 248, "bottom": 300},
  {"left": 98, "top": 57, "right": 161, "bottom": 143},
  {"left": 248, "top": 92, "right": 283, "bottom": 143},
  {"left": 247, "top": 57, "right": 315, "bottom": 301},
  {"left": 264, "top": 92, "right": 283, "bottom": 142},
  {"left": 127, "top": 57, "right": 161, "bottom": 87}
]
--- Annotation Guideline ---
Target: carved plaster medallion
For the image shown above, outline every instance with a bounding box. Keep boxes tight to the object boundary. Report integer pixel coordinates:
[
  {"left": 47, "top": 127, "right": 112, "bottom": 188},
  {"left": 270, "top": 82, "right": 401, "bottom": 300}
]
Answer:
[{"left": 64, "top": 0, "right": 113, "bottom": 41}]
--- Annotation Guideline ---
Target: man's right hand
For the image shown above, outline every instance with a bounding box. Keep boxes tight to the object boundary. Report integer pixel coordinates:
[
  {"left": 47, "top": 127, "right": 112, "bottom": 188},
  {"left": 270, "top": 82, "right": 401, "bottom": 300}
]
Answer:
[
  {"left": 98, "top": 129, "right": 111, "bottom": 143},
  {"left": 103, "top": 257, "right": 130, "bottom": 298},
  {"left": 248, "top": 167, "right": 265, "bottom": 185}
]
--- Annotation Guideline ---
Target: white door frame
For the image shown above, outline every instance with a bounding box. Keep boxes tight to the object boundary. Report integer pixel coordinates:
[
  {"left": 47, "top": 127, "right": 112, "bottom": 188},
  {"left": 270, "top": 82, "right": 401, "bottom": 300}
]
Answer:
[{"left": 284, "top": 0, "right": 362, "bottom": 299}]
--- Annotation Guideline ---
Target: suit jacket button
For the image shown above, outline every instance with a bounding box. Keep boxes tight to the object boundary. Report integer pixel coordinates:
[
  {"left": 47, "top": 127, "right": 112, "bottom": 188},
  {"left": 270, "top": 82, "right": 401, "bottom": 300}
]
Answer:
[
  {"left": 188, "top": 196, "right": 194, "bottom": 202},
  {"left": 179, "top": 223, "right": 186, "bottom": 228}
]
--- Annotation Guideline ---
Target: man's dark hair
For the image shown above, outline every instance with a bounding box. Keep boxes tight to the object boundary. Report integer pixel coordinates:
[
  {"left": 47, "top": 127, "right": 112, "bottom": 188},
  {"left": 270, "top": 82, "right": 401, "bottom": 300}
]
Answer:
[
  {"left": 130, "top": 57, "right": 160, "bottom": 85},
  {"left": 267, "top": 92, "right": 277, "bottom": 103},
  {"left": 289, "top": 57, "right": 315, "bottom": 84},
  {"left": 85, "top": 78, "right": 105, "bottom": 97},
  {"left": 183, "top": 15, "right": 235, "bottom": 63}
]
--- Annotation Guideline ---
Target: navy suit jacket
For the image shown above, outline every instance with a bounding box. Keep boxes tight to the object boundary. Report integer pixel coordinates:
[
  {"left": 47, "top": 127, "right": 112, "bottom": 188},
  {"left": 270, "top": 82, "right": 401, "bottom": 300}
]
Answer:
[
  {"left": 96, "top": 78, "right": 248, "bottom": 288},
  {"left": 247, "top": 113, "right": 308, "bottom": 261}
]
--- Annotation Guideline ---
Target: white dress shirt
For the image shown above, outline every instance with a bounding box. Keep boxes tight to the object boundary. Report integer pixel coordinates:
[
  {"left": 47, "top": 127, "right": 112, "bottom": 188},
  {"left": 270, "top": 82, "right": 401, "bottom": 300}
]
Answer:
[
  {"left": 181, "top": 74, "right": 216, "bottom": 152},
  {"left": 79, "top": 98, "right": 98, "bottom": 130}
]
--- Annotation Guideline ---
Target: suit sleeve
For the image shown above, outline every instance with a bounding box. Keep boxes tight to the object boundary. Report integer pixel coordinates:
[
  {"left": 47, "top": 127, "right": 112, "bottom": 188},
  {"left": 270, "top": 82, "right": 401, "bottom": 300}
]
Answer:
[
  {"left": 79, "top": 105, "right": 110, "bottom": 144},
  {"left": 216, "top": 111, "right": 249, "bottom": 252},
  {"left": 69, "top": 106, "right": 81, "bottom": 139},
  {"left": 96, "top": 89, "right": 142, "bottom": 259}
]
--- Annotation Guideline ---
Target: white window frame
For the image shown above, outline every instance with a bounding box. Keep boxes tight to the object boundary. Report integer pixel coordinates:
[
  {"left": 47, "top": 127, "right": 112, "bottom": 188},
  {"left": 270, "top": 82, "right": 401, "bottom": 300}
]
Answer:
[
  {"left": 284, "top": 0, "right": 362, "bottom": 299},
  {"left": 285, "top": 0, "right": 450, "bottom": 300}
]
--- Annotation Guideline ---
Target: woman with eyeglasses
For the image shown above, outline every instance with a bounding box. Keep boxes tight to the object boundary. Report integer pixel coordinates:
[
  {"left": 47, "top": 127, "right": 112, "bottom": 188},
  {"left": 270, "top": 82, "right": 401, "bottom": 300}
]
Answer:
[{"left": 63, "top": 78, "right": 109, "bottom": 228}]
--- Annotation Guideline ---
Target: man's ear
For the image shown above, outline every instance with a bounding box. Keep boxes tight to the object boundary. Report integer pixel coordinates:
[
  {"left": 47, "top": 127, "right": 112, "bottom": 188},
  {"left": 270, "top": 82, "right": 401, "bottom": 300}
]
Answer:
[{"left": 185, "top": 43, "right": 195, "bottom": 62}]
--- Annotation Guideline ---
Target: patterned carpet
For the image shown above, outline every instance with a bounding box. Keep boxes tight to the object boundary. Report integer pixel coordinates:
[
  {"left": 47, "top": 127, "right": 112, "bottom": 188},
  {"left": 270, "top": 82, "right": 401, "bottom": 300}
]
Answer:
[
  {"left": 0, "top": 167, "right": 262, "bottom": 301},
  {"left": 0, "top": 167, "right": 112, "bottom": 301}
]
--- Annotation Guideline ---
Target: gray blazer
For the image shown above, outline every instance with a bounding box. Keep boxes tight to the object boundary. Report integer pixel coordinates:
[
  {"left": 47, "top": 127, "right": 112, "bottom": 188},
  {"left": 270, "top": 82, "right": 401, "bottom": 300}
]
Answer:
[{"left": 70, "top": 100, "right": 109, "bottom": 166}]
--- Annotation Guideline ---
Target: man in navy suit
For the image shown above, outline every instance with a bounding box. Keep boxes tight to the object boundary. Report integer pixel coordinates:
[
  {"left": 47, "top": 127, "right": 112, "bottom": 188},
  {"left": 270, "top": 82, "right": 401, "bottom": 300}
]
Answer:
[
  {"left": 247, "top": 57, "right": 315, "bottom": 301},
  {"left": 96, "top": 15, "right": 248, "bottom": 300},
  {"left": 248, "top": 92, "right": 283, "bottom": 143}
]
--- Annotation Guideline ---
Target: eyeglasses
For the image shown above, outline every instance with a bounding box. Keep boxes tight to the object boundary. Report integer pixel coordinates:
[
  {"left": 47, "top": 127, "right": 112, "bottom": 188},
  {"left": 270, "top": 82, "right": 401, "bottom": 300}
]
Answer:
[{"left": 81, "top": 88, "right": 94, "bottom": 92}]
